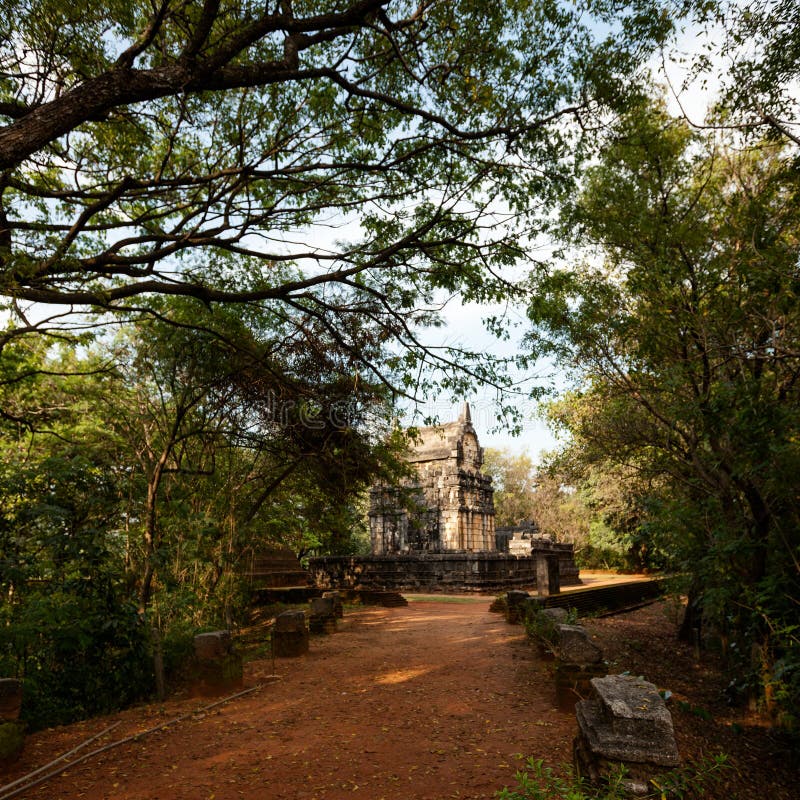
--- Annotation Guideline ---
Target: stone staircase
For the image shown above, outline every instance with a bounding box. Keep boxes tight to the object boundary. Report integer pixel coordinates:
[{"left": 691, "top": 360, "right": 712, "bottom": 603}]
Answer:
[{"left": 247, "top": 547, "right": 311, "bottom": 589}]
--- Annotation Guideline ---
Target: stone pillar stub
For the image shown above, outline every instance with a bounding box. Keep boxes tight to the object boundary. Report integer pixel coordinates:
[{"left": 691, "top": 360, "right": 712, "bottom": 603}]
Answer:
[
  {"left": 310, "top": 596, "right": 335, "bottom": 617},
  {"left": 274, "top": 610, "right": 307, "bottom": 632},
  {"left": 322, "top": 590, "right": 344, "bottom": 618},
  {"left": 536, "top": 553, "right": 561, "bottom": 595},
  {"left": 309, "top": 596, "right": 337, "bottom": 634},
  {"left": 193, "top": 630, "right": 243, "bottom": 693},
  {"left": 273, "top": 610, "right": 310, "bottom": 657}
]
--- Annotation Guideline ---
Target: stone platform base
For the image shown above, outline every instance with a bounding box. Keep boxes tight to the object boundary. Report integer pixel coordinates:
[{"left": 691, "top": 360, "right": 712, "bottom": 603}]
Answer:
[
  {"left": 252, "top": 586, "right": 321, "bottom": 604},
  {"left": 309, "top": 546, "right": 579, "bottom": 594}
]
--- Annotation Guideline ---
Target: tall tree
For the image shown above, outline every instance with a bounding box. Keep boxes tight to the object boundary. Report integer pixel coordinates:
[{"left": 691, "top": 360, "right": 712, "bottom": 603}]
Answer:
[
  {"left": 101, "top": 297, "right": 407, "bottom": 609},
  {"left": 527, "top": 99, "right": 800, "bottom": 722},
  {"left": 482, "top": 447, "right": 537, "bottom": 527},
  {"left": 0, "top": 337, "right": 150, "bottom": 727},
  {"left": 0, "top": 298, "right": 410, "bottom": 720}
]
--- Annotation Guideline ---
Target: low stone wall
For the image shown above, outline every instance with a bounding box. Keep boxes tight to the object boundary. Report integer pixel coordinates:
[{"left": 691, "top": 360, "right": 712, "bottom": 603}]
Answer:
[{"left": 309, "top": 545, "right": 580, "bottom": 594}]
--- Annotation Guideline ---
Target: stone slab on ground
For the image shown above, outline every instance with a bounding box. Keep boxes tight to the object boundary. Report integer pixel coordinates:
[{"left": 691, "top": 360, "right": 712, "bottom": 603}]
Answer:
[{"left": 575, "top": 674, "right": 679, "bottom": 766}]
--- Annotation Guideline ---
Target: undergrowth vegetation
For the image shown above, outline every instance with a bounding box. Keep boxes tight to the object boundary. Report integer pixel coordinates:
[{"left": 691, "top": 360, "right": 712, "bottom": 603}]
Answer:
[{"left": 496, "top": 755, "right": 729, "bottom": 800}]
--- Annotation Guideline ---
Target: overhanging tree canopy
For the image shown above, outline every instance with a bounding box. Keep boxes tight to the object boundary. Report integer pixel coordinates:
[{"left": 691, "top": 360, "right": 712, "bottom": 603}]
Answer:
[{"left": 0, "top": 0, "right": 675, "bottom": 398}]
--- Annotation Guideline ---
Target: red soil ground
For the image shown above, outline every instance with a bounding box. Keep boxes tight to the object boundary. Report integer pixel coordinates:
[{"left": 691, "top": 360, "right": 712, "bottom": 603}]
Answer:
[{"left": 1, "top": 594, "right": 796, "bottom": 800}]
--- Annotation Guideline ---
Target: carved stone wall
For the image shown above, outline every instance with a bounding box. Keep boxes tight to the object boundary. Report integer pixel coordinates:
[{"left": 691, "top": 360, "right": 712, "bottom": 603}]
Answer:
[
  {"left": 369, "top": 404, "right": 496, "bottom": 553},
  {"left": 309, "top": 544, "right": 581, "bottom": 593}
]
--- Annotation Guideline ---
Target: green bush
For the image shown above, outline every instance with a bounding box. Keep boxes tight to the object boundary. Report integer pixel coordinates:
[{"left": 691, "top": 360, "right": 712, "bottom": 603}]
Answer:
[
  {"left": 0, "top": 586, "right": 152, "bottom": 730},
  {"left": 523, "top": 606, "right": 578, "bottom": 650}
]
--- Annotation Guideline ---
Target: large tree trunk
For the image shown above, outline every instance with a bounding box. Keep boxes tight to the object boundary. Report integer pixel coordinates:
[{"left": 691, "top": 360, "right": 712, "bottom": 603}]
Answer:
[{"left": 138, "top": 452, "right": 169, "bottom": 613}]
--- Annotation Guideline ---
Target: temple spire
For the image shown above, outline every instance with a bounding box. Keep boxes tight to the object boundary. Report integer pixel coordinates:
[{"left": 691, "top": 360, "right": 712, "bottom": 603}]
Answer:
[{"left": 459, "top": 402, "right": 471, "bottom": 424}]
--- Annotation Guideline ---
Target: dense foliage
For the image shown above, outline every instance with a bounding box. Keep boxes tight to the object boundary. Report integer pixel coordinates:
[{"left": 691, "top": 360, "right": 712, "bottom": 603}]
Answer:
[
  {"left": 0, "top": 0, "right": 681, "bottom": 728},
  {"left": 0, "top": 0, "right": 677, "bottom": 415},
  {"left": 482, "top": 448, "right": 538, "bottom": 527},
  {"left": 0, "top": 305, "right": 407, "bottom": 726},
  {"left": 527, "top": 99, "right": 800, "bottom": 725},
  {"left": 484, "top": 447, "right": 645, "bottom": 569}
]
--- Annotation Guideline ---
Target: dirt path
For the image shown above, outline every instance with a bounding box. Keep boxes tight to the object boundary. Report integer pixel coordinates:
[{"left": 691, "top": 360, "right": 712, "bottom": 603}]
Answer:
[{"left": 5, "top": 600, "right": 576, "bottom": 800}]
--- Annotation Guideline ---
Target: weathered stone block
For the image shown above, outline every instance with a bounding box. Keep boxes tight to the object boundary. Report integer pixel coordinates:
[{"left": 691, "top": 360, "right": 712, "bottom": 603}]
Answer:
[
  {"left": 0, "top": 678, "right": 23, "bottom": 721},
  {"left": 273, "top": 611, "right": 309, "bottom": 657},
  {"left": 322, "top": 590, "right": 344, "bottom": 618},
  {"left": 274, "top": 610, "right": 307, "bottom": 633},
  {"left": 536, "top": 553, "right": 561, "bottom": 596},
  {"left": 557, "top": 624, "right": 603, "bottom": 665},
  {"left": 0, "top": 721, "right": 25, "bottom": 765},
  {"left": 194, "top": 630, "right": 232, "bottom": 661},
  {"left": 309, "top": 596, "right": 337, "bottom": 634},
  {"left": 574, "top": 675, "right": 679, "bottom": 795},
  {"left": 505, "top": 590, "right": 530, "bottom": 624},
  {"left": 310, "top": 596, "right": 336, "bottom": 617},
  {"left": 193, "top": 631, "right": 242, "bottom": 693}
]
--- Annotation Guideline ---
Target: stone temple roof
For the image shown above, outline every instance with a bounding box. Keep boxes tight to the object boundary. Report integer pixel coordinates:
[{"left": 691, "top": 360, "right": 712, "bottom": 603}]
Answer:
[{"left": 407, "top": 403, "right": 478, "bottom": 464}]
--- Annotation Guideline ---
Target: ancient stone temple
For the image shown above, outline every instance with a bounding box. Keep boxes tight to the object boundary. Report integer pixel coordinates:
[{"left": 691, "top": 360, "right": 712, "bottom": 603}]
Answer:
[
  {"left": 309, "top": 404, "right": 581, "bottom": 593},
  {"left": 368, "top": 404, "right": 496, "bottom": 553}
]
